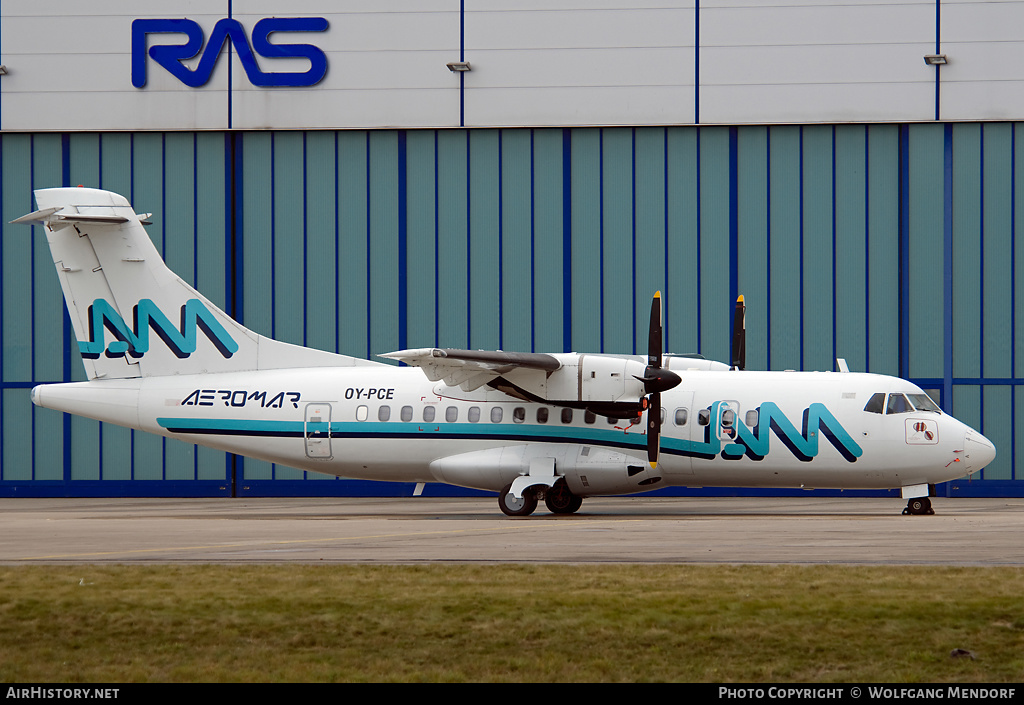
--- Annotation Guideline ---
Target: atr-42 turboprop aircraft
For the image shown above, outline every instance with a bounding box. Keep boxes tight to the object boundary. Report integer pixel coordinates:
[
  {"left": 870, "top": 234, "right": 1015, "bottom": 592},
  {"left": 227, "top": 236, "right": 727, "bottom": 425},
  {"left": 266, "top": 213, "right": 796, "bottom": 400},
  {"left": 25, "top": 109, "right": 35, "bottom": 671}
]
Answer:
[{"left": 14, "top": 188, "right": 996, "bottom": 516}]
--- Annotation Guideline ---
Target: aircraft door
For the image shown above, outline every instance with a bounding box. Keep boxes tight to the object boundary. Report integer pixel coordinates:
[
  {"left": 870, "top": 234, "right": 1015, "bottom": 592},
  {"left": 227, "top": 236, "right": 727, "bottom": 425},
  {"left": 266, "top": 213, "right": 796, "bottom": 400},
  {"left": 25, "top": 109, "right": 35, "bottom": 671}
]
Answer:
[{"left": 304, "top": 403, "right": 332, "bottom": 459}]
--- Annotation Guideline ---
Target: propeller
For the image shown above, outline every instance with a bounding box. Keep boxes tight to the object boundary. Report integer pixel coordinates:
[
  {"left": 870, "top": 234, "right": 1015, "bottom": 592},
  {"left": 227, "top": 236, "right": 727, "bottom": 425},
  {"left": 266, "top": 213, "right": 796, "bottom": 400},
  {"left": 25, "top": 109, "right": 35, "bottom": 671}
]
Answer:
[
  {"left": 635, "top": 291, "right": 682, "bottom": 468},
  {"left": 731, "top": 295, "right": 746, "bottom": 371}
]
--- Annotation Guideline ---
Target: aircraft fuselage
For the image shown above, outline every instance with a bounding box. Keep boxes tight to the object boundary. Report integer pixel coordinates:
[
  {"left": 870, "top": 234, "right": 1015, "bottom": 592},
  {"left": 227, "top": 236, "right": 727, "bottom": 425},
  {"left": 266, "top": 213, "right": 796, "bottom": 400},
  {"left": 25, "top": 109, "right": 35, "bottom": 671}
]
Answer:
[{"left": 33, "top": 366, "right": 986, "bottom": 498}]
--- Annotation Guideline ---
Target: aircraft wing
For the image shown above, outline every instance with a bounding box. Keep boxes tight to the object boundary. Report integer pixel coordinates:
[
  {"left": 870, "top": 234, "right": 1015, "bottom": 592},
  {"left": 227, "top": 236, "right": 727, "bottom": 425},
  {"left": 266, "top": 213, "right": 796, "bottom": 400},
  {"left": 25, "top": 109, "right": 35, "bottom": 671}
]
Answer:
[{"left": 381, "top": 348, "right": 561, "bottom": 392}]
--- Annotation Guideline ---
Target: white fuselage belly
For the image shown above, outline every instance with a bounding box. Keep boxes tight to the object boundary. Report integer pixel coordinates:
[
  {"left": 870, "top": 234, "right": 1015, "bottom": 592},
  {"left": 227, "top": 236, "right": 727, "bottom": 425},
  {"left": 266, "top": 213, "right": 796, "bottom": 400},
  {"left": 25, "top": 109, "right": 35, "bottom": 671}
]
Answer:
[{"left": 34, "top": 367, "right": 975, "bottom": 495}]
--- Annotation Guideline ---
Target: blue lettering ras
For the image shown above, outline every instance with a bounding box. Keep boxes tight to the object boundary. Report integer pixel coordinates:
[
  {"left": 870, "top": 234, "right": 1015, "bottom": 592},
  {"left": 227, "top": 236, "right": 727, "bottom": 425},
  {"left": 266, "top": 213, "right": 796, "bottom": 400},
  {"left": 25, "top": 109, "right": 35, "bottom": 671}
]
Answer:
[{"left": 131, "top": 17, "right": 329, "bottom": 88}]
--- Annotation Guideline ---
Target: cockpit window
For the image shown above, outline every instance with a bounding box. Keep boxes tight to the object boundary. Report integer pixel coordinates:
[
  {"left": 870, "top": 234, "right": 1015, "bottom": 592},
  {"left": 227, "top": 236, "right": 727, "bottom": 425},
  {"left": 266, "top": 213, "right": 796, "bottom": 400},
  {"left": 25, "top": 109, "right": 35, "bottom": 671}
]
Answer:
[
  {"left": 864, "top": 392, "right": 885, "bottom": 414},
  {"left": 908, "top": 393, "right": 941, "bottom": 413},
  {"left": 886, "top": 393, "right": 912, "bottom": 414}
]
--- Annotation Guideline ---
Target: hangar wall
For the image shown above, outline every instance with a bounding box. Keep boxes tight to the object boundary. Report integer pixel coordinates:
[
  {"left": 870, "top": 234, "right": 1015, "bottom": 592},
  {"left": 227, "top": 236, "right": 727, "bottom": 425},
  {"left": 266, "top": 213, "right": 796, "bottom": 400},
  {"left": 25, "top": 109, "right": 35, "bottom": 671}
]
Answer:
[
  {"left": 1, "top": 0, "right": 1022, "bottom": 496},
  {"left": 0, "top": 123, "right": 1020, "bottom": 495}
]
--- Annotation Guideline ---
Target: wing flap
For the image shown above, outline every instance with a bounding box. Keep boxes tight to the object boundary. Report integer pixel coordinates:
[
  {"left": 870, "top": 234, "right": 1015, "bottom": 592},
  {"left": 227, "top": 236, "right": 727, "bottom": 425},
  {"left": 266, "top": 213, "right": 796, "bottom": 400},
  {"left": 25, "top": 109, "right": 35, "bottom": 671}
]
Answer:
[{"left": 382, "top": 348, "right": 561, "bottom": 391}]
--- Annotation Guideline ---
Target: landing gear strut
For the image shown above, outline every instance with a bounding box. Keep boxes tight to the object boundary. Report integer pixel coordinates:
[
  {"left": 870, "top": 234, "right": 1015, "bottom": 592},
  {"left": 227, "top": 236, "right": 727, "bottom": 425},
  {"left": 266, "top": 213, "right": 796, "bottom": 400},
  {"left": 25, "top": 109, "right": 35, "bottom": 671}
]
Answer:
[
  {"left": 903, "top": 497, "right": 934, "bottom": 516},
  {"left": 499, "top": 482, "right": 538, "bottom": 517},
  {"left": 544, "top": 480, "right": 584, "bottom": 515}
]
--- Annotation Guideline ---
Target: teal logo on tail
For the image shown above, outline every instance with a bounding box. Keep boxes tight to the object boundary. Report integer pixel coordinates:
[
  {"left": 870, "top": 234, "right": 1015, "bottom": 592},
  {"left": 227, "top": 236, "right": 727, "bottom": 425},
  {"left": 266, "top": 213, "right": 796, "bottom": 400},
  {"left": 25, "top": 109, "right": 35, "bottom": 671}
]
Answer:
[{"left": 80, "top": 298, "right": 238, "bottom": 359}]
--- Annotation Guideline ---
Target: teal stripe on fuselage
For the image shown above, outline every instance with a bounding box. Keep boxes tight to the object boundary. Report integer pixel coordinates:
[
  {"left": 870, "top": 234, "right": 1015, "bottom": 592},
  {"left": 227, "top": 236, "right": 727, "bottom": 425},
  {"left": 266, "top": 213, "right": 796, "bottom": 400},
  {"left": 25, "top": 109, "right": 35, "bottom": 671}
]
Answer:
[{"left": 156, "top": 416, "right": 652, "bottom": 451}]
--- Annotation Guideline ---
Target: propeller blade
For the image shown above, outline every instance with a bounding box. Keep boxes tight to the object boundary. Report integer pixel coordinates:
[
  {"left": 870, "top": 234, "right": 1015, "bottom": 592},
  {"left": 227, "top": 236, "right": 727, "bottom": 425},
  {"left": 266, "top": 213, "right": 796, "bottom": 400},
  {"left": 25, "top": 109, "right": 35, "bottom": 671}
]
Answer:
[
  {"left": 648, "top": 291, "right": 663, "bottom": 368},
  {"left": 645, "top": 292, "right": 671, "bottom": 468},
  {"left": 731, "top": 295, "right": 746, "bottom": 370},
  {"left": 647, "top": 392, "right": 661, "bottom": 467}
]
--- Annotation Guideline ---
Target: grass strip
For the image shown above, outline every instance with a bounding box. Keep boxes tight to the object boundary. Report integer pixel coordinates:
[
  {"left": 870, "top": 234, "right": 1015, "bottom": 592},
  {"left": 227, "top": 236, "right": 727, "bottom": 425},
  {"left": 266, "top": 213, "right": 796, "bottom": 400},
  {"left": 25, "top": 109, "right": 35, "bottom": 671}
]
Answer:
[{"left": 1, "top": 564, "right": 1022, "bottom": 682}]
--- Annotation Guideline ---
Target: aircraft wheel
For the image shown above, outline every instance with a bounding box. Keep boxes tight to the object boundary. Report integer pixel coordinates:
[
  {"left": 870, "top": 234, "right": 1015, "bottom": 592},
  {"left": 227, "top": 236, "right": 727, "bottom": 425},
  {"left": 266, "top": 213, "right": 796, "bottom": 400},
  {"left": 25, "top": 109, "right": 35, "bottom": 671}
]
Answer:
[
  {"left": 905, "top": 497, "right": 932, "bottom": 516},
  {"left": 544, "top": 480, "right": 583, "bottom": 514},
  {"left": 499, "top": 483, "right": 538, "bottom": 517}
]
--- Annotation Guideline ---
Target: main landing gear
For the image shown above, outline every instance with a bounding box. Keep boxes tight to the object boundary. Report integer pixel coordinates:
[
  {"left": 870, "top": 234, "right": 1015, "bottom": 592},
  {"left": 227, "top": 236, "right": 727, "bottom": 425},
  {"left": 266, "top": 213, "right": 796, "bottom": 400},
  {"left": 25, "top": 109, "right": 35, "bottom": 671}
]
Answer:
[
  {"left": 498, "top": 480, "right": 583, "bottom": 517},
  {"left": 903, "top": 497, "right": 934, "bottom": 515}
]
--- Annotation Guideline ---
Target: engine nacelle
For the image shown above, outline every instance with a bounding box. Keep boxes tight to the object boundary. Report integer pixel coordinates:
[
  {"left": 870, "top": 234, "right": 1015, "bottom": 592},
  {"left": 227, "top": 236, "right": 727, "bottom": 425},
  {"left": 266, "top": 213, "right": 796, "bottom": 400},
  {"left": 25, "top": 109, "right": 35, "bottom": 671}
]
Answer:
[{"left": 430, "top": 443, "right": 663, "bottom": 496}]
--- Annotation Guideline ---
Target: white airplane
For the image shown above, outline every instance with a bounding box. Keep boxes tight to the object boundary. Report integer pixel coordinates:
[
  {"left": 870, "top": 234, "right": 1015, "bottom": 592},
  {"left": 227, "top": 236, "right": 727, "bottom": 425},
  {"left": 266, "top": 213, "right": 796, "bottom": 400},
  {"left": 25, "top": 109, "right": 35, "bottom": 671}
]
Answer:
[{"left": 13, "top": 187, "right": 996, "bottom": 517}]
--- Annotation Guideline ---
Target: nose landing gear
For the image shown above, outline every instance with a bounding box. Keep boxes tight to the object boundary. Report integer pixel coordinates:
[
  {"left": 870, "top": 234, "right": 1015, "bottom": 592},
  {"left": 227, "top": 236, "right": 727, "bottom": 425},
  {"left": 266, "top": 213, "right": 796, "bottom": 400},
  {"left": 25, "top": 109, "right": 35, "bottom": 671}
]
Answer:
[{"left": 903, "top": 497, "right": 934, "bottom": 515}]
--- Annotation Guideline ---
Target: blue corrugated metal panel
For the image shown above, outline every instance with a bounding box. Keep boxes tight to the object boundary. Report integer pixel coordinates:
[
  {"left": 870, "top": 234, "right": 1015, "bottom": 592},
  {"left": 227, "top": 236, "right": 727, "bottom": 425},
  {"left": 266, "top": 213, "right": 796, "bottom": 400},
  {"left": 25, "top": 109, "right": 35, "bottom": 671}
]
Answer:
[
  {"left": 570, "top": 128, "right": 602, "bottom": 353},
  {"left": 531, "top": 129, "right": 565, "bottom": 353},
  {"left": 634, "top": 128, "right": 668, "bottom": 351},
  {"left": 698, "top": 127, "right": 731, "bottom": 364},
  {"left": 467, "top": 130, "right": 500, "bottom": 351},
  {"left": 665, "top": 127, "right": 700, "bottom": 357},
  {"left": 767, "top": 126, "right": 801, "bottom": 371},
  {"left": 500, "top": 129, "right": 533, "bottom": 353},
  {"left": 834, "top": 125, "right": 868, "bottom": 374},
  {"left": 866, "top": 125, "right": 900, "bottom": 378},
  {"left": 736, "top": 126, "right": 768, "bottom": 372},
  {"left": 952, "top": 123, "right": 982, "bottom": 380},
  {"left": 436, "top": 130, "right": 469, "bottom": 349},
  {"left": 801, "top": 125, "right": 834, "bottom": 372},
  {"left": 1, "top": 125, "right": 1022, "bottom": 495},
  {"left": 405, "top": 130, "right": 438, "bottom": 349},
  {"left": 906, "top": 124, "right": 945, "bottom": 381}
]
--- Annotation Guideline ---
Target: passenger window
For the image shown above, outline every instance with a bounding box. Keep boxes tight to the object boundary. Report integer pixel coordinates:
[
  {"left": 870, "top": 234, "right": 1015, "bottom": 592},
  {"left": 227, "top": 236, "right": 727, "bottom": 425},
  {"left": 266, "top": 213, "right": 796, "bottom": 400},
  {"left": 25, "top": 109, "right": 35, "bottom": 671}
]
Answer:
[
  {"left": 607, "top": 415, "right": 618, "bottom": 425},
  {"left": 561, "top": 408, "right": 573, "bottom": 424},
  {"left": 698, "top": 409, "right": 710, "bottom": 426},
  {"left": 721, "top": 409, "right": 735, "bottom": 428},
  {"left": 423, "top": 406, "right": 436, "bottom": 422},
  {"left": 446, "top": 406, "right": 458, "bottom": 422},
  {"left": 400, "top": 405, "right": 413, "bottom": 422},
  {"left": 674, "top": 408, "right": 688, "bottom": 426},
  {"left": 468, "top": 406, "right": 481, "bottom": 423},
  {"left": 513, "top": 407, "right": 526, "bottom": 423},
  {"left": 660, "top": 408, "right": 666, "bottom": 424},
  {"left": 378, "top": 405, "right": 391, "bottom": 422},
  {"left": 886, "top": 393, "right": 912, "bottom": 415},
  {"left": 356, "top": 405, "right": 368, "bottom": 422},
  {"left": 745, "top": 409, "right": 758, "bottom": 427},
  {"left": 585, "top": 410, "right": 596, "bottom": 425},
  {"left": 491, "top": 407, "right": 503, "bottom": 423},
  {"left": 537, "top": 408, "right": 549, "bottom": 424},
  {"left": 864, "top": 392, "right": 885, "bottom": 414}
]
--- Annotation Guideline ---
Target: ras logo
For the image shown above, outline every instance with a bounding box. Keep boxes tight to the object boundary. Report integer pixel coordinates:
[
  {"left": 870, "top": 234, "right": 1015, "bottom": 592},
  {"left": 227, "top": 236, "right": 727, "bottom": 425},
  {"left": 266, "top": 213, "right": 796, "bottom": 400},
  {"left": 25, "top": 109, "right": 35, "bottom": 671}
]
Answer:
[
  {"left": 131, "top": 17, "right": 329, "bottom": 88},
  {"left": 81, "top": 298, "right": 239, "bottom": 360}
]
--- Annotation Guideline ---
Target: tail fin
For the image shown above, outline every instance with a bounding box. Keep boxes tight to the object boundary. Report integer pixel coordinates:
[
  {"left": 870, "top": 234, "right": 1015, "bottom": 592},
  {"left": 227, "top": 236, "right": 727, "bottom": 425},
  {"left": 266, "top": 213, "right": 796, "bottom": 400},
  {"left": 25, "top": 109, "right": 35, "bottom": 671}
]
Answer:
[{"left": 13, "top": 187, "right": 379, "bottom": 379}]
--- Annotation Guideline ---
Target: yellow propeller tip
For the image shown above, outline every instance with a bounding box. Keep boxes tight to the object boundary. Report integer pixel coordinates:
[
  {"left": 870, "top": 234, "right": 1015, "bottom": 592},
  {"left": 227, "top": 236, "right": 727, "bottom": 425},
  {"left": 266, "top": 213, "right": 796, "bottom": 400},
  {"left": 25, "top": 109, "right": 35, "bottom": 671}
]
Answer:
[
  {"left": 737, "top": 294, "right": 744, "bottom": 303},
  {"left": 654, "top": 291, "right": 661, "bottom": 298}
]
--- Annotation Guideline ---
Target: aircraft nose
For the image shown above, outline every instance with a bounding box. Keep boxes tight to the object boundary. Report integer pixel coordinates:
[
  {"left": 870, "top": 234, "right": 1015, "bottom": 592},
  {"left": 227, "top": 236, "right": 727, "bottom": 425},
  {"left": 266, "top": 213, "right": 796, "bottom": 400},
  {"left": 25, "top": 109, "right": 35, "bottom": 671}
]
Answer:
[{"left": 962, "top": 429, "right": 997, "bottom": 473}]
